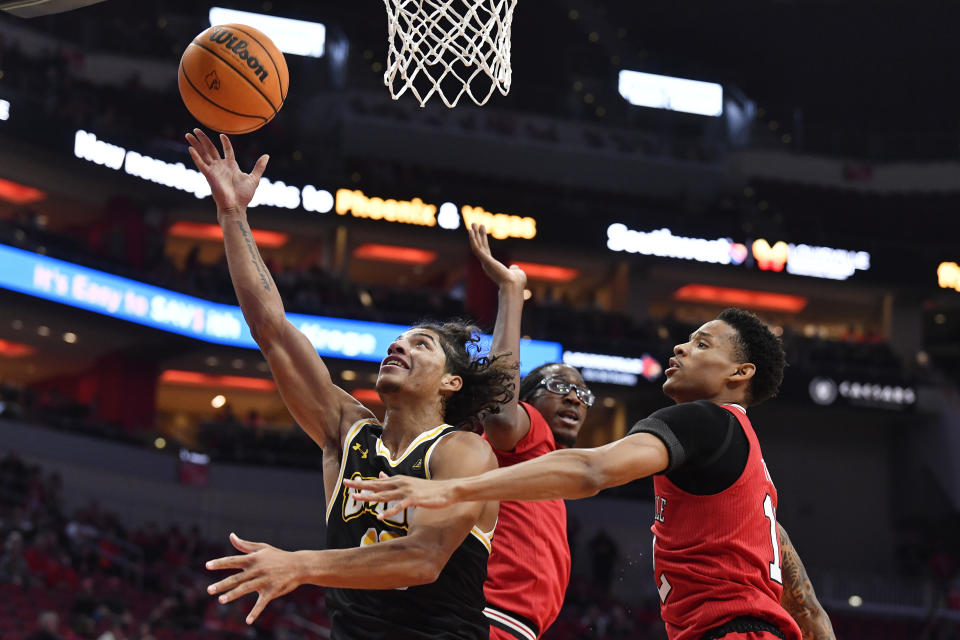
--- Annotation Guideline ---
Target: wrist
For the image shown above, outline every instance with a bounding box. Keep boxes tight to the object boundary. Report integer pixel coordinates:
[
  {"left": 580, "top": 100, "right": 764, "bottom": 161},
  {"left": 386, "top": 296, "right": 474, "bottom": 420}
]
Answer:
[
  {"left": 498, "top": 281, "right": 525, "bottom": 295},
  {"left": 217, "top": 206, "right": 247, "bottom": 223},
  {"left": 293, "top": 550, "right": 322, "bottom": 584},
  {"left": 451, "top": 478, "right": 474, "bottom": 503}
]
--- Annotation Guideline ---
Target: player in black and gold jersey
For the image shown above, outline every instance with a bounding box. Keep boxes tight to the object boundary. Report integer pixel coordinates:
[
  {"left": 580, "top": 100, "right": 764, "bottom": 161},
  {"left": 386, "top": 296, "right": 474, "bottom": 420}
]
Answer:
[{"left": 187, "top": 131, "right": 515, "bottom": 639}]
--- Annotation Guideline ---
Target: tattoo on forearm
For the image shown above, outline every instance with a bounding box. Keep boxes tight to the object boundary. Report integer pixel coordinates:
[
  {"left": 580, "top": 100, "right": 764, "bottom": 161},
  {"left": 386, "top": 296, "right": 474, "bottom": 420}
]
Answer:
[
  {"left": 778, "top": 525, "right": 836, "bottom": 640},
  {"left": 236, "top": 220, "right": 271, "bottom": 291}
]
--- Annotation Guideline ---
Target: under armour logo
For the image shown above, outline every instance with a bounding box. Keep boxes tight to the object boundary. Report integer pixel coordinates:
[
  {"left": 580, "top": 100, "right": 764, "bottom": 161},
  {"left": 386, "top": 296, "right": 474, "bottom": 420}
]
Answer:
[
  {"left": 205, "top": 70, "right": 221, "bottom": 91},
  {"left": 352, "top": 442, "right": 368, "bottom": 459}
]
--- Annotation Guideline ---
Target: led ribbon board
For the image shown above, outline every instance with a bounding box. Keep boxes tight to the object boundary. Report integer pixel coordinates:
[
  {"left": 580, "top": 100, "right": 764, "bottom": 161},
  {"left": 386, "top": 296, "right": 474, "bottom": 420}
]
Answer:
[
  {"left": 0, "top": 244, "right": 561, "bottom": 373},
  {"left": 562, "top": 350, "right": 663, "bottom": 386},
  {"left": 73, "top": 130, "right": 537, "bottom": 240},
  {"left": 607, "top": 223, "right": 871, "bottom": 281}
]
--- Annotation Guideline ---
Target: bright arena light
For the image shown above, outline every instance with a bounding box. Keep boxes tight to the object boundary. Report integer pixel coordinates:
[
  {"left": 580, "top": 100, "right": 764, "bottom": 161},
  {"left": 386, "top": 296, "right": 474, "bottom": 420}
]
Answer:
[
  {"left": 211, "top": 394, "right": 227, "bottom": 409},
  {"left": 437, "top": 202, "right": 461, "bottom": 230},
  {"left": 848, "top": 595, "right": 863, "bottom": 607},
  {"left": 618, "top": 70, "right": 723, "bottom": 117},
  {"left": 0, "top": 99, "right": 9, "bottom": 121},
  {"left": 209, "top": 7, "right": 326, "bottom": 58}
]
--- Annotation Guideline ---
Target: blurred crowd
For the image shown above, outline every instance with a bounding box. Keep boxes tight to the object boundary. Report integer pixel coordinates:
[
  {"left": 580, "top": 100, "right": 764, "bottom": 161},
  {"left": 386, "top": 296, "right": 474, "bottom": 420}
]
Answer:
[
  {"left": 0, "top": 451, "right": 332, "bottom": 640},
  {"left": 0, "top": 450, "right": 949, "bottom": 640}
]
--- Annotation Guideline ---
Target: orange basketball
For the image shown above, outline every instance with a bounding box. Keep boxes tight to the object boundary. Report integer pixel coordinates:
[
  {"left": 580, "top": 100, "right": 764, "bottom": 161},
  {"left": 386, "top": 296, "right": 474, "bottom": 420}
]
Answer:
[{"left": 179, "top": 23, "right": 289, "bottom": 134}]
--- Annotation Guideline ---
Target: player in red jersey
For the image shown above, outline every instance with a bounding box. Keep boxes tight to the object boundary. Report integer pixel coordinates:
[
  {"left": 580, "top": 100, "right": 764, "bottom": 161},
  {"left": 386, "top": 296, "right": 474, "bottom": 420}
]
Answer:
[
  {"left": 466, "top": 224, "right": 589, "bottom": 639},
  {"left": 347, "top": 308, "right": 836, "bottom": 640}
]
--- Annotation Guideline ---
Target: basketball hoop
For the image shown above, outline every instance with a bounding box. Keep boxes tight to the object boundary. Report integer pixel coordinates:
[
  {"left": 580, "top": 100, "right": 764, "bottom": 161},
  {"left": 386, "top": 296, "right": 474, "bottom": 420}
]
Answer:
[{"left": 383, "top": 0, "right": 518, "bottom": 108}]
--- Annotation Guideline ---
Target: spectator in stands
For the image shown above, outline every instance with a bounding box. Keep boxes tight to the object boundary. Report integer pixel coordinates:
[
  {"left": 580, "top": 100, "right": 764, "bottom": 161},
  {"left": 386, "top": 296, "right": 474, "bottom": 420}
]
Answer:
[
  {"left": 0, "top": 530, "right": 31, "bottom": 586},
  {"left": 72, "top": 576, "right": 106, "bottom": 628},
  {"left": 28, "top": 610, "right": 64, "bottom": 640}
]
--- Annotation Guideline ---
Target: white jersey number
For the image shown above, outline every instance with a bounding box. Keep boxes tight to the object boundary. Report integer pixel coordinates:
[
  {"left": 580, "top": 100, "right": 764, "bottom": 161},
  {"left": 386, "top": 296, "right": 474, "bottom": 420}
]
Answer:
[
  {"left": 763, "top": 493, "right": 783, "bottom": 584},
  {"left": 653, "top": 495, "right": 783, "bottom": 604},
  {"left": 652, "top": 535, "right": 672, "bottom": 603}
]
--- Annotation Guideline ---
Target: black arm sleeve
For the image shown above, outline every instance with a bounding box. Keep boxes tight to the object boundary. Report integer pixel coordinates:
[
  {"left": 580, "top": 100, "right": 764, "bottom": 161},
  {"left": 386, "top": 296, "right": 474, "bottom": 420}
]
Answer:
[{"left": 627, "top": 400, "right": 749, "bottom": 495}]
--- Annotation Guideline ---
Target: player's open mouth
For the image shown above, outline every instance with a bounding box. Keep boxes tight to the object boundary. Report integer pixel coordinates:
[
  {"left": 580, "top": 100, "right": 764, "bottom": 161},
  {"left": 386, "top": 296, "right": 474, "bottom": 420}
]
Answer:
[
  {"left": 558, "top": 410, "right": 580, "bottom": 424},
  {"left": 666, "top": 357, "right": 681, "bottom": 375},
  {"left": 381, "top": 356, "right": 409, "bottom": 369}
]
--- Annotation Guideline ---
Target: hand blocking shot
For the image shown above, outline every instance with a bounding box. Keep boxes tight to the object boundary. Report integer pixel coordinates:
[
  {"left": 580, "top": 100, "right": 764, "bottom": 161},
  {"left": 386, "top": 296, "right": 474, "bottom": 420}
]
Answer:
[
  {"left": 186, "top": 130, "right": 515, "bottom": 639},
  {"left": 346, "top": 309, "right": 838, "bottom": 640}
]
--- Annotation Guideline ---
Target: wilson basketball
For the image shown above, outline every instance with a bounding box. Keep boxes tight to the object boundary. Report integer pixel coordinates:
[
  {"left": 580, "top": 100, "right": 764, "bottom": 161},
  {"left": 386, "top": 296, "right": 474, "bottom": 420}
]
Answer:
[{"left": 179, "top": 23, "right": 289, "bottom": 134}]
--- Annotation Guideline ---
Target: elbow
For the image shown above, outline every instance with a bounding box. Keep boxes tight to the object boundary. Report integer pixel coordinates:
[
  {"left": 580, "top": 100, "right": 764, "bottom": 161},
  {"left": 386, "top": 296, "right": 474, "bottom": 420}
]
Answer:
[
  {"left": 578, "top": 451, "right": 606, "bottom": 498},
  {"left": 403, "top": 538, "right": 451, "bottom": 586},
  {"left": 407, "top": 551, "right": 444, "bottom": 586},
  {"left": 246, "top": 312, "right": 285, "bottom": 346},
  {"left": 582, "top": 474, "right": 604, "bottom": 499}
]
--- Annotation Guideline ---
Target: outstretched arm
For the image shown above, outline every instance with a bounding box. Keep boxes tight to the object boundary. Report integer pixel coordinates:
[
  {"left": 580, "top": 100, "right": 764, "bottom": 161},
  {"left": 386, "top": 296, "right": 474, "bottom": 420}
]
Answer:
[
  {"left": 186, "top": 130, "right": 372, "bottom": 450},
  {"left": 779, "top": 524, "right": 836, "bottom": 640},
  {"left": 205, "top": 433, "right": 498, "bottom": 624},
  {"left": 467, "top": 223, "right": 529, "bottom": 450},
  {"left": 345, "top": 432, "right": 669, "bottom": 517}
]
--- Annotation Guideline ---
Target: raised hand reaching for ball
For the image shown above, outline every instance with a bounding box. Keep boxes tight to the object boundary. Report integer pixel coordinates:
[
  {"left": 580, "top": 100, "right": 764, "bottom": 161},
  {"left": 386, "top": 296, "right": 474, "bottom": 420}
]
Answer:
[{"left": 185, "top": 129, "right": 268, "bottom": 216}]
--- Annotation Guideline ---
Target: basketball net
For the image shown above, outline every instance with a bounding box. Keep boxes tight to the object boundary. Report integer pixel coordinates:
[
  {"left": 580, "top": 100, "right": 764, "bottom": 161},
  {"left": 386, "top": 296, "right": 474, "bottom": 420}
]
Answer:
[{"left": 383, "top": 0, "right": 517, "bottom": 108}]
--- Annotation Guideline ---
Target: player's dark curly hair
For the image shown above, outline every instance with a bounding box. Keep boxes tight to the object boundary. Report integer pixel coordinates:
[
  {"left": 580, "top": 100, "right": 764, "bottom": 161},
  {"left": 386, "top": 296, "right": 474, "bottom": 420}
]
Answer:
[
  {"left": 415, "top": 321, "right": 517, "bottom": 428},
  {"left": 716, "top": 308, "right": 786, "bottom": 405}
]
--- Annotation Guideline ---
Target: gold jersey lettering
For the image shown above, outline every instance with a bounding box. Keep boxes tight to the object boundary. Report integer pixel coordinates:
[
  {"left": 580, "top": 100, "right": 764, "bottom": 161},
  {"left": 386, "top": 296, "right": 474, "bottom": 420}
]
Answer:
[
  {"left": 342, "top": 473, "right": 408, "bottom": 528},
  {"left": 461, "top": 205, "right": 536, "bottom": 240}
]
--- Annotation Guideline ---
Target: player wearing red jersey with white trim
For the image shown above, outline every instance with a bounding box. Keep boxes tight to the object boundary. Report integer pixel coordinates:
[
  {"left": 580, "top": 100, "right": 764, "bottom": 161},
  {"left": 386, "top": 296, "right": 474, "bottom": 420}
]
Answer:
[
  {"left": 347, "top": 308, "right": 836, "bottom": 640},
  {"left": 466, "top": 224, "right": 589, "bottom": 639}
]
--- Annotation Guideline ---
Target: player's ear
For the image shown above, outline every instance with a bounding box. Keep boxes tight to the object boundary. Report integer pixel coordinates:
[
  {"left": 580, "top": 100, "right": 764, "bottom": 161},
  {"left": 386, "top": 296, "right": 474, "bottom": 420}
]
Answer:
[
  {"left": 733, "top": 362, "right": 756, "bottom": 381},
  {"left": 440, "top": 373, "right": 463, "bottom": 395}
]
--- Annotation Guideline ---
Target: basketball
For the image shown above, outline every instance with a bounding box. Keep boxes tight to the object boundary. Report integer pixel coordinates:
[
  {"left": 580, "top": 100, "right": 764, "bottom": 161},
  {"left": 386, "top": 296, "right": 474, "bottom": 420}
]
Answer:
[{"left": 178, "top": 23, "right": 289, "bottom": 134}]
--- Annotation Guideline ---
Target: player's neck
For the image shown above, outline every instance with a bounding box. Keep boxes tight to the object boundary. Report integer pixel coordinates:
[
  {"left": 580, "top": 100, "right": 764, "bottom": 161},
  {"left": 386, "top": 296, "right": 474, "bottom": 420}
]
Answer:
[
  {"left": 380, "top": 403, "right": 447, "bottom": 457},
  {"left": 674, "top": 391, "right": 748, "bottom": 408}
]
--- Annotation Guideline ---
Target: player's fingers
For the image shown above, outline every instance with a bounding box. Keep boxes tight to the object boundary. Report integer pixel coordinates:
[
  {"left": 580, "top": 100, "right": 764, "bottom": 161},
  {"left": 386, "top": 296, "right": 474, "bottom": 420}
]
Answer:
[
  {"left": 218, "top": 578, "right": 261, "bottom": 605},
  {"left": 230, "top": 532, "right": 267, "bottom": 554},
  {"left": 185, "top": 132, "right": 201, "bottom": 151},
  {"left": 246, "top": 592, "right": 272, "bottom": 625},
  {"left": 187, "top": 146, "right": 208, "bottom": 172},
  {"left": 220, "top": 134, "right": 236, "bottom": 163},
  {"left": 206, "top": 553, "right": 251, "bottom": 571},
  {"left": 468, "top": 223, "right": 486, "bottom": 254},
  {"left": 207, "top": 570, "right": 252, "bottom": 596},
  {"left": 353, "top": 490, "right": 395, "bottom": 503},
  {"left": 250, "top": 154, "right": 270, "bottom": 181},
  {"left": 343, "top": 476, "right": 384, "bottom": 489},
  {"left": 378, "top": 499, "right": 411, "bottom": 520},
  {"left": 477, "top": 225, "right": 490, "bottom": 252},
  {"left": 193, "top": 128, "right": 220, "bottom": 161}
]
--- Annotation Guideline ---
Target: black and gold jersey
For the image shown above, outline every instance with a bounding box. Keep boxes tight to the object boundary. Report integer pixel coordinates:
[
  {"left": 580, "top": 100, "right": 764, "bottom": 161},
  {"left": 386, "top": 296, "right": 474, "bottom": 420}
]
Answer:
[{"left": 325, "top": 418, "right": 494, "bottom": 640}]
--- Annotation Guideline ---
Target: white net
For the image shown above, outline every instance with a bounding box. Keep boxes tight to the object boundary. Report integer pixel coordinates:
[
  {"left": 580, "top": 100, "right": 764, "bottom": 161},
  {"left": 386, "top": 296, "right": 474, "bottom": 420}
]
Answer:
[{"left": 383, "top": 0, "right": 518, "bottom": 108}]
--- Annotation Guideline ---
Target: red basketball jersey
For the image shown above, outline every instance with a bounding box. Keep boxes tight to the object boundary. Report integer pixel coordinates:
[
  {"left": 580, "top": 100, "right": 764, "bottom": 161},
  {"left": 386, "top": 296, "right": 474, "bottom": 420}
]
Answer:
[
  {"left": 483, "top": 402, "right": 570, "bottom": 640},
  {"left": 651, "top": 404, "right": 801, "bottom": 640}
]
